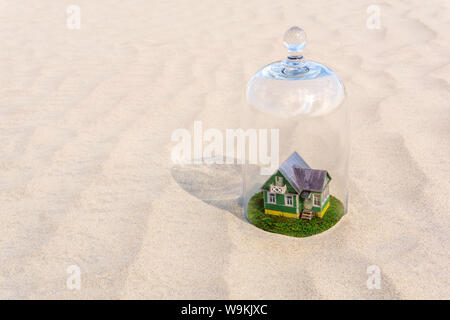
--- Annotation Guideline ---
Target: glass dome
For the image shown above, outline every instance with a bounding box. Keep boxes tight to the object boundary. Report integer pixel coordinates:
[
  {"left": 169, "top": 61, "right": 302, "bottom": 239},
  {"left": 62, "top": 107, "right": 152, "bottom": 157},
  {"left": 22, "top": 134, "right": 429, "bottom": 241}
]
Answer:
[{"left": 244, "top": 26, "right": 349, "bottom": 238}]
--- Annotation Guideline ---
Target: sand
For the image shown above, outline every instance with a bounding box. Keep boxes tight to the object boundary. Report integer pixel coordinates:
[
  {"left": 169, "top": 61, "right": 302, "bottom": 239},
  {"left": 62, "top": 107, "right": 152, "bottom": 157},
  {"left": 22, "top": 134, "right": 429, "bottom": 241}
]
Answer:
[{"left": 0, "top": 0, "right": 449, "bottom": 299}]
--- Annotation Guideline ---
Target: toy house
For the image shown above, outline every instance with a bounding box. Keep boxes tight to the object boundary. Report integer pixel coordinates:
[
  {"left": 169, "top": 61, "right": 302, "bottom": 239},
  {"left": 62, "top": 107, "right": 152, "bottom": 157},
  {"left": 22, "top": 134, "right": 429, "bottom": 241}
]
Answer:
[{"left": 262, "top": 152, "right": 331, "bottom": 220}]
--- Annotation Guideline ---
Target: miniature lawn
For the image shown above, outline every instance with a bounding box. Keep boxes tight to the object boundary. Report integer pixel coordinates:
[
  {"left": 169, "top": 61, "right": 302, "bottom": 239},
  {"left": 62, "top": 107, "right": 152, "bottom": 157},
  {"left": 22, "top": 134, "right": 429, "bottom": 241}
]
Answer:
[{"left": 247, "top": 192, "right": 344, "bottom": 238}]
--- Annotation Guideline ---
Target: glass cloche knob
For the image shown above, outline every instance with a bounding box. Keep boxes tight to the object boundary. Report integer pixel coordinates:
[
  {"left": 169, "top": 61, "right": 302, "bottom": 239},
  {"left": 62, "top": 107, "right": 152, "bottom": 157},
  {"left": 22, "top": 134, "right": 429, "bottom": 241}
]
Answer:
[
  {"left": 282, "top": 26, "right": 309, "bottom": 76},
  {"left": 283, "top": 26, "right": 307, "bottom": 58}
]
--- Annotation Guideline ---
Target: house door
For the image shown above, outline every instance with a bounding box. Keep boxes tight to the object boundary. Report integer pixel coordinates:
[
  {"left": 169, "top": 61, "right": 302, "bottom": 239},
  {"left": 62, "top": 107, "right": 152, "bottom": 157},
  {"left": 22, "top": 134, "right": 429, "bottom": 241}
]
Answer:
[{"left": 304, "top": 199, "right": 312, "bottom": 210}]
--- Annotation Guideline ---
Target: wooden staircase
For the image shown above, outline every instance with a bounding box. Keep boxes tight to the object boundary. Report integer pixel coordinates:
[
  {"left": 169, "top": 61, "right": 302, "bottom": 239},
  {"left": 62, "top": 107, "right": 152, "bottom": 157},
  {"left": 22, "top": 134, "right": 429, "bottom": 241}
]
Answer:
[{"left": 301, "top": 210, "right": 313, "bottom": 220}]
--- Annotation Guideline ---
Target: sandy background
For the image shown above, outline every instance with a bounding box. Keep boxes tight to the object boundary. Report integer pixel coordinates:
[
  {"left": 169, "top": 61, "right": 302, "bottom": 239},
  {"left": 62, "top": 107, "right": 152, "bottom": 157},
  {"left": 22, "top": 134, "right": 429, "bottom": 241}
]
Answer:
[{"left": 0, "top": 0, "right": 449, "bottom": 299}]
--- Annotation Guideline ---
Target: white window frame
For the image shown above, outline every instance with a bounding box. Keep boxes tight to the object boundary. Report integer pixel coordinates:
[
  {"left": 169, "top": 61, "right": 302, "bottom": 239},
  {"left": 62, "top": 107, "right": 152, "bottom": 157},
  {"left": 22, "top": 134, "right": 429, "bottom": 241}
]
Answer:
[
  {"left": 268, "top": 192, "right": 276, "bottom": 204},
  {"left": 313, "top": 194, "right": 321, "bottom": 207},
  {"left": 285, "top": 194, "right": 293, "bottom": 207}
]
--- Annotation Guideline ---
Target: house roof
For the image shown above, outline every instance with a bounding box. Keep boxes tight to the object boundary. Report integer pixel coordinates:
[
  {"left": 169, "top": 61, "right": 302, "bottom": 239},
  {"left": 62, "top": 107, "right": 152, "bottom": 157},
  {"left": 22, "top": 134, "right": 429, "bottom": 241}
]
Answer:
[
  {"left": 278, "top": 152, "right": 329, "bottom": 194},
  {"left": 293, "top": 167, "right": 328, "bottom": 193},
  {"left": 279, "top": 152, "right": 310, "bottom": 192}
]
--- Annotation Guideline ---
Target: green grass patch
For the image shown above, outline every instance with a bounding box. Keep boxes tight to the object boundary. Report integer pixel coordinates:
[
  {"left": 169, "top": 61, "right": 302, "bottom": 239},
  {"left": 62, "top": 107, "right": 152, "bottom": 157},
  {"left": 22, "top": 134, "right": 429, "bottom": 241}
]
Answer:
[{"left": 247, "top": 192, "right": 344, "bottom": 238}]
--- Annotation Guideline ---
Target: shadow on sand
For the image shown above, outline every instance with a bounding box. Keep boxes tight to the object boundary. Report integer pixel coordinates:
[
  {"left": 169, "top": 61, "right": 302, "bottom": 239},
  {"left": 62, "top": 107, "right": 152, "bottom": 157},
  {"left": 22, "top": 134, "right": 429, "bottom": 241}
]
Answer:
[{"left": 171, "top": 160, "right": 260, "bottom": 221}]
